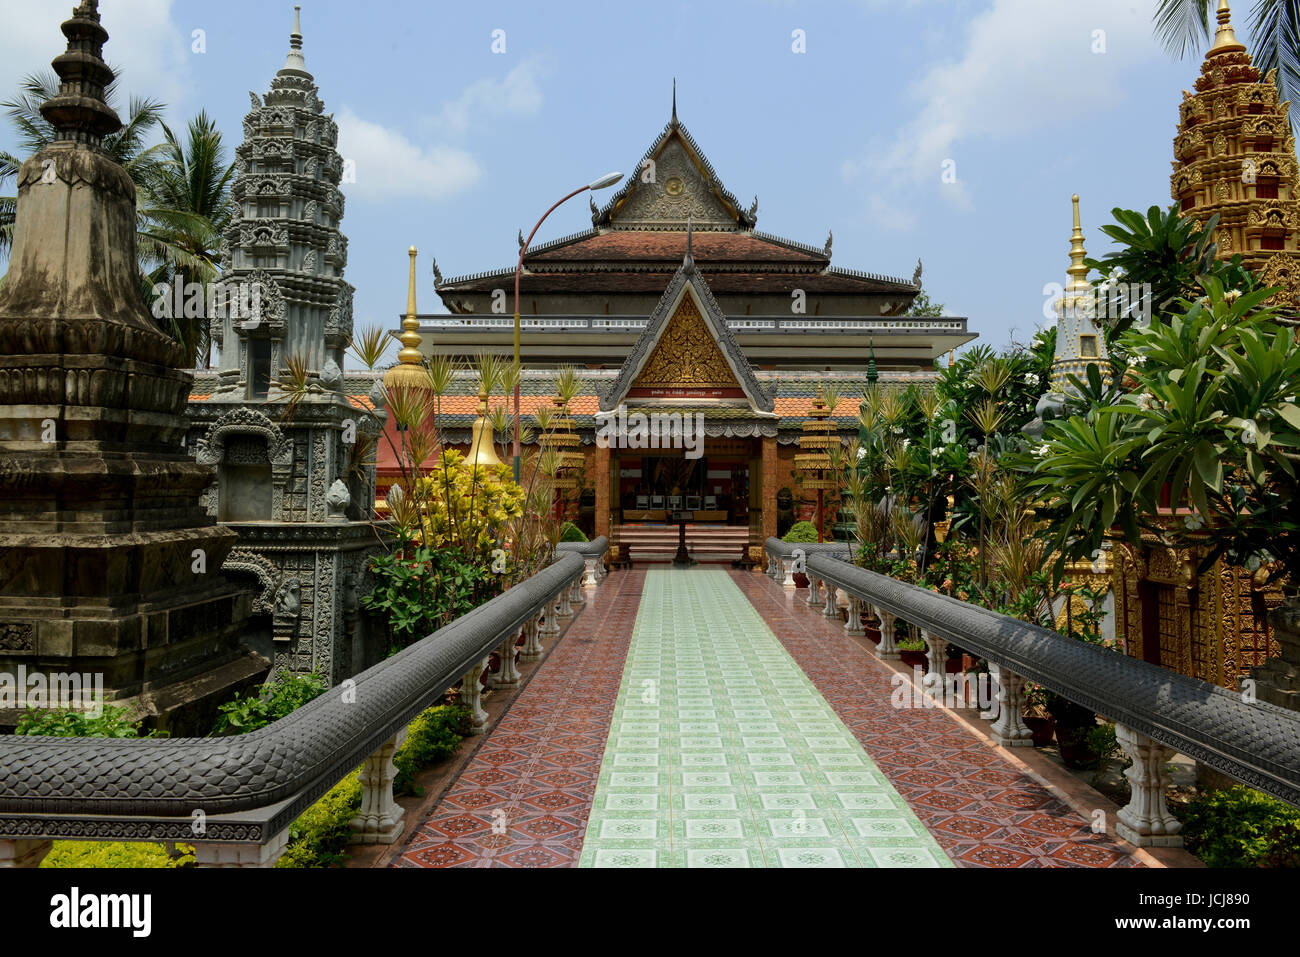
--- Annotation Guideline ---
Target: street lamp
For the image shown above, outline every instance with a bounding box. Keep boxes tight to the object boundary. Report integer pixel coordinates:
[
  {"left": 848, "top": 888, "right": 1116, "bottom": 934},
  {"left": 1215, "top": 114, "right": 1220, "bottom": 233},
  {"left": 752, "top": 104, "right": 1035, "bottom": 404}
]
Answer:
[{"left": 512, "top": 172, "right": 623, "bottom": 481}]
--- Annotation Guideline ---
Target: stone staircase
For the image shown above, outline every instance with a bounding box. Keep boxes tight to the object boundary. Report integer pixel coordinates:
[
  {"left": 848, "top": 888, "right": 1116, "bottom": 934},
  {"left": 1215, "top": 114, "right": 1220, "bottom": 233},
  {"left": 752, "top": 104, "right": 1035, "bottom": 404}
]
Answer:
[{"left": 612, "top": 524, "right": 753, "bottom": 565}]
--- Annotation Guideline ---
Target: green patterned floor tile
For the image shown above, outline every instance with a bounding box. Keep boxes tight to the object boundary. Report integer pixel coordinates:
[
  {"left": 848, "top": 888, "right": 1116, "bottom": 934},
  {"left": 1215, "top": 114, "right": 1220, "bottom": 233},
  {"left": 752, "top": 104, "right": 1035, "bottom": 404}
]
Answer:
[{"left": 578, "top": 569, "right": 953, "bottom": 869}]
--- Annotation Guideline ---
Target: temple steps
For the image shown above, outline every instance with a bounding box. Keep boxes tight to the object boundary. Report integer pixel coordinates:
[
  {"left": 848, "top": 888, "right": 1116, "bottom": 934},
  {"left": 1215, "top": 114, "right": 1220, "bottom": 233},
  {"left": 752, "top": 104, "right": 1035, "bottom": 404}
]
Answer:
[{"left": 612, "top": 523, "right": 752, "bottom": 564}]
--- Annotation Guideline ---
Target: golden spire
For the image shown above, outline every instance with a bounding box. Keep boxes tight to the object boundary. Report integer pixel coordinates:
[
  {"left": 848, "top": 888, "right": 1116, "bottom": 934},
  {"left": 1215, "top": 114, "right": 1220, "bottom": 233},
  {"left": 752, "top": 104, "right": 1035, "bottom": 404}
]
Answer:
[
  {"left": 384, "top": 246, "right": 430, "bottom": 392},
  {"left": 1208, "top": 0, "right": 1246, "bottom": 55}
]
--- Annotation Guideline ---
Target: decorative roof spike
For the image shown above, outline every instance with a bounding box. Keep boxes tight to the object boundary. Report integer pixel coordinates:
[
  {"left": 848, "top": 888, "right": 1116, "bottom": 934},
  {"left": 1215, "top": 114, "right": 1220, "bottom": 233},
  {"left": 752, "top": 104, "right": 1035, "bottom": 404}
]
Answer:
[
  {"left": 684, "top": 214, "right": 694, "bottom": 269},
  {"left": 1208, "top": 0, "right": 1246, "bottom": 56},
  {"left": 824, "top": 229, "right": 833, "bottom": 257},
  {"left": 40, "top": 0, "right": 121, "bottom": 148},
  {"left": 281, "top": 4, "right": 309, "bottom": 75},
  {"left": 672, "top": 77, "right": 678, "bottom": 126},
  {"left": 866, "top": 338, "right": 879, "bottom": 385}
]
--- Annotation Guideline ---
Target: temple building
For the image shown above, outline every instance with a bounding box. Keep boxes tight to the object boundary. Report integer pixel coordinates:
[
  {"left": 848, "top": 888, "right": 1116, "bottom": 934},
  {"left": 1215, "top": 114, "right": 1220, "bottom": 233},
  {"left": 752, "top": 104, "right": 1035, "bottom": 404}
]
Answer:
[
  {"left": 187, "top": 9, "right": 386, "bottom": 682},
  {"left": 382, "top": 102, "right": 975, "bottom": 557},
  {"left": 1112, "top": 0, "right": 1287, "bottom": 690}
]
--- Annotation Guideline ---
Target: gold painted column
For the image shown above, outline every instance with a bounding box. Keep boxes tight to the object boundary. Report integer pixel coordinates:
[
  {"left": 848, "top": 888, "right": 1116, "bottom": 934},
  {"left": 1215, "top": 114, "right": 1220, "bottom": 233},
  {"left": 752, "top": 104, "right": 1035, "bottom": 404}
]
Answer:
[
  {"left": 762, "top": 435, "right": 778, "bottom": 543},
  {"left": 595, "top": 442, "right": 611, "bottom": 541}
]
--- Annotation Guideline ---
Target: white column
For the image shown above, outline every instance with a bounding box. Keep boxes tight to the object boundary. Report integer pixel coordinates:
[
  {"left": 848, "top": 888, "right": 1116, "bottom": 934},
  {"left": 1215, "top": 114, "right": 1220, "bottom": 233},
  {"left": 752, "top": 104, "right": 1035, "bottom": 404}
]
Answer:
[
  {"left": 569, "top": 577, "right": 585, "bottom": 606},
  {"left": 876, "top": 609, "right": 900, "bottom": 660},
  {"left": 489, "top": 632, "right": 521, "bottom": 689},
  {"left": 193, "top": 829, "right": 290, "bottom": 868},
  {"left": 583, "top": 557, "right": 599, "bottom": 586},
  {"left": 520, "top": 618, "right": 544, "bottom": 660},
  {"left": 1114, "top": 723, "right": 1183, "bottom": 847},
  {"left": 781, "top": 559, "right": 796, "bottom": 588},
  {"left": 844, "top": 595, "right": 865, "bottom": 636},
  {"left": 987, "top": 664, "right": 1033, "bottom": 747},
  {"left": 460, "top": 657, "right": 490, "bottom": 733},
  {"left": 0, "top": 839, "right": 52, "bottom": 868},
  {"left": 350, "top": 728, "right": 408, "bottom": 844},
  {"left": 556, "top": 588, "right": 573, "bottom": 619}
]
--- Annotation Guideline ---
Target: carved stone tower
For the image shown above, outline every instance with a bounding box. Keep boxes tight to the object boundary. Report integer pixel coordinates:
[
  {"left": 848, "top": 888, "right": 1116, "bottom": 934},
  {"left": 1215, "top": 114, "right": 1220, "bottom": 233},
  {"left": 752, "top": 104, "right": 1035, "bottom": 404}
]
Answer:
[
  {"left": 187, "top": 6, "right": 384, "bottom": 683},
  {"left": 1171, "top": 0, "right": 1300, "bottom": 309},
  {"left": 0, "top": 2, "right": 265, "bottom": 731}
]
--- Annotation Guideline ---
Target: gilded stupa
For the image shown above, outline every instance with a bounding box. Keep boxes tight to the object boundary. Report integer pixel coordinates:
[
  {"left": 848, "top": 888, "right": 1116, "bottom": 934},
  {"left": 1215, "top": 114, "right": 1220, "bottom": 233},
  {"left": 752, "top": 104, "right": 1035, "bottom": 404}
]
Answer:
[{"left": 1171, "top": 0, "right": 1300, "bottom": 311}]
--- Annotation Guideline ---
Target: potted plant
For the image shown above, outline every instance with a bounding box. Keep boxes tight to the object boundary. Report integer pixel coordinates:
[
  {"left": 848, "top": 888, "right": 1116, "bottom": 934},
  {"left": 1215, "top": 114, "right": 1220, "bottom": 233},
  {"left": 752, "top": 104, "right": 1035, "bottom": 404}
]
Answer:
[
  {"left": 782, "top": 520, "right": 819, "bottom": 588},
  {"left": 1022, "top": 681, "right": 1056, "bottom": 747},
  {"left": 1046, "top": 692, "right": 1098, "bottom": 768},
  {"left": 896, "top": 621, "right": 928, "bottom": 670}
]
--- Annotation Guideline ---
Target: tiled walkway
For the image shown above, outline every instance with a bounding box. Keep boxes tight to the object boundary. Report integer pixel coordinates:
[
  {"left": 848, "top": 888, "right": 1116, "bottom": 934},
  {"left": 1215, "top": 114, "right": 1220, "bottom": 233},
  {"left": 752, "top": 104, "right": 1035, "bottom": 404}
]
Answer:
[
  {"left": 578, "top": 568, "right": 949, "bottom": 867},
  {"left": 397, "top": 566, "right": 1146, "bottom": 868}
]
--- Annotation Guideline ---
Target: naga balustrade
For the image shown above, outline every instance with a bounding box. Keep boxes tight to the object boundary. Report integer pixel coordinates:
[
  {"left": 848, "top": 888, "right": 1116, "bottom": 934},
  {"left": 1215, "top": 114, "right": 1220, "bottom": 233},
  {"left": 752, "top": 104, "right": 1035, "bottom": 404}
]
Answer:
[
  {"left": 764, "top": 537, "right": 853, "bottom": 588},
  {"left": 803, "top": 553, "right": 1300, "bottom": 848},
  {"left": 0, "top": 551, "right": 588, "bottom": 869},
  {"left": 557, "top": 536, "right": 609, "bottom": 587}
]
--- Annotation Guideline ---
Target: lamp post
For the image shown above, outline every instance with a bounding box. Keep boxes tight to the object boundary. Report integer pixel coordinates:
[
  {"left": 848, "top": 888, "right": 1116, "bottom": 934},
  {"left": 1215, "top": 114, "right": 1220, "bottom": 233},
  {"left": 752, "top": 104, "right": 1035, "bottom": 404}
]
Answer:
[{"left": 512, "top": 171, "right": 623, "bottom": 482}]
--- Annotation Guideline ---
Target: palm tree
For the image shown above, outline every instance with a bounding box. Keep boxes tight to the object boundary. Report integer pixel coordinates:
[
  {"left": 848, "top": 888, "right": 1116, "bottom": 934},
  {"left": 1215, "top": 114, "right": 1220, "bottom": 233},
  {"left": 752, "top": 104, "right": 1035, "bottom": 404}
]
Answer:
[
  {"left": 138, "top": 112, "right": 237, "bottom": 367},
  {"left": 1155, "top": 1, "right": 1300, "bottom": 110}
]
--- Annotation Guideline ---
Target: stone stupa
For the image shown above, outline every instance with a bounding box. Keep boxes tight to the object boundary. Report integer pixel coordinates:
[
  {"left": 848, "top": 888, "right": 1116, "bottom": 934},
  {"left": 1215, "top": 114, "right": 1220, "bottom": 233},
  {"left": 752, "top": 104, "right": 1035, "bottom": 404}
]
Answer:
[{"left": 0, "top": 1, "right": 265, "bottom": 732}]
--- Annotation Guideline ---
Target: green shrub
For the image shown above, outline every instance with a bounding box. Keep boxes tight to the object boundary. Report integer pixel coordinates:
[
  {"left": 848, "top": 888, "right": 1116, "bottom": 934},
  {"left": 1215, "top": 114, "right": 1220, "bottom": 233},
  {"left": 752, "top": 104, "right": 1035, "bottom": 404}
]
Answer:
[
  {"left": 393, "top": 704, "right": 472, "bottom": 795},
  {"left": 275, "top": 770, "right": 363, "bottom": 869},
  {"left": 1177, "top": 785, "right": 1300, "bottom": 868},
  {"left": 42, "top": 841, "right": 194, "bottom": 869},
  {"left": 783, "top": 521, "right": 819, "bottom": 544},
  {"left": 210, "top": 672, "right": 328, "bottom": 736},
  {"left": 559, "top": 521, "right": 588, "bottom": 543},
  {"left": 16, "top": 703, "right": 161, "bottom": 738}
]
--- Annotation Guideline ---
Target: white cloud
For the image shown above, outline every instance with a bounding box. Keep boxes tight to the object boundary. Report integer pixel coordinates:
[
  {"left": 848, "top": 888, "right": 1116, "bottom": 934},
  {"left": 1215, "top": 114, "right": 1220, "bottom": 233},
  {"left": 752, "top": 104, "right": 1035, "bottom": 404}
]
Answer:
[
  {"left": 0, "top": 0, "right": 194, "bottom": 108},
  {"left": 845, "top": 0, "right": 1157, "bottom": 215},
  {"left": 436, "top": 55, "right": 552, "bottom": 136},
  {"left": 335, "top": 107, "right": 481, "bottom": 202}
]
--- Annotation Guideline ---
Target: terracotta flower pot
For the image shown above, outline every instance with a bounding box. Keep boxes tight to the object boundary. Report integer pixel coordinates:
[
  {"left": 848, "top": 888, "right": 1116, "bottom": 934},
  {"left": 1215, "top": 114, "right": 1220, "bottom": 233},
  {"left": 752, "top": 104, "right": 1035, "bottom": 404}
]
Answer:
[
  {"left": 1023, "top": 715, "right": 1055, "bottom": 748},
  {"left": 899, "top": 649, "right": 928, "bottom": 670}
]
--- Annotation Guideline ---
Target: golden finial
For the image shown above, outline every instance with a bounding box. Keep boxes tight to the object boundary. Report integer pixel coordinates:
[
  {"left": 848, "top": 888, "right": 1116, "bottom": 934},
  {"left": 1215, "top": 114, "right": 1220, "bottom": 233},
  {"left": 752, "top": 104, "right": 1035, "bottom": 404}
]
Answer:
[
  {"left": 1066, "top": 194, "right": 1090, "bottom": 295},
  {"left": 384, "top": 246, "right": 429, "bottom": 392},
  {"left": 1208, "top": 0, "right": 1246, "bottom": 55}
]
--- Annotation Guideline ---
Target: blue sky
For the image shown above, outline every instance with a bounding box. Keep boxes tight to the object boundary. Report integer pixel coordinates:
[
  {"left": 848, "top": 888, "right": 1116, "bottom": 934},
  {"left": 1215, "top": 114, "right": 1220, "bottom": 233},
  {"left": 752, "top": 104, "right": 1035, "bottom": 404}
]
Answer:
[{"left": 1, "top": 0, "right": 1226, "bottom": 358}]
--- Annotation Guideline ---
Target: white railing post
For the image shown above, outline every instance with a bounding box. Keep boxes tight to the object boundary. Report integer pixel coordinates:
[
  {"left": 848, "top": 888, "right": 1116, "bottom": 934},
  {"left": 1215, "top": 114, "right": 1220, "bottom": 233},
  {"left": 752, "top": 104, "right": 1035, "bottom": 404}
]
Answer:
[
  {"left": 583, "top": 557, "right": 599, "bottom": 586},
  {"left": 781, "top": 558, "right": 796, "bottom": 587},
  {"left": 844, "top": 595, "right": 865, "bottom": 636},
  {"left": 806, "top": 576, "right": 822, "bottom": 606},
  {"left": 460, "top": 657, "right": 490, "bottom": 733},
  {"left": 823, "top": 585, "right": 841, "bottom": 619},
  {"left": 519, "top": 618, "right": 544, "bottom": 660},
  {"left": 193, "top": 830, "right": 290, "bottom": 868},
  {"left": 923, "top": 630, "right": 949, "bottom": 693},
  {"left": 876, "top": 608, "right": 900, "bottom": 659},
  {"left": 489, "top": 631, "right": 521, "bottom": 689},
  {"left": 987, "top": 664, "right": 1033, "bottom": 747},
  {"left": 1114, "top": 723, "right": 1183, "bottom": 847},
  {"left": 540, "top": 602, "right": 560, "bottom": 637},
  {"left": 569, "top": 577, "right": 585, "bottom": 606},
  {"left": 350, "top": 728, "right": 408, "bottom": 845},
  {"left": 0, "top": 839, "right": 52, "bottom": 868},
  {"left": 556, "top": 587, "right": 573, "bottom": 619}
]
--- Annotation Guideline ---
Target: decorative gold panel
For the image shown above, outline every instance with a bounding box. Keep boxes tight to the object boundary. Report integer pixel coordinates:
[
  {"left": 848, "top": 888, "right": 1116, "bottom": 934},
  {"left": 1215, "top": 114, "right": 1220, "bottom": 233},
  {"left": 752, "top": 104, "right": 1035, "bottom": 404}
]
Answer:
[{"left": 633, "top": 295, "right": 740, "bottom": 390}]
